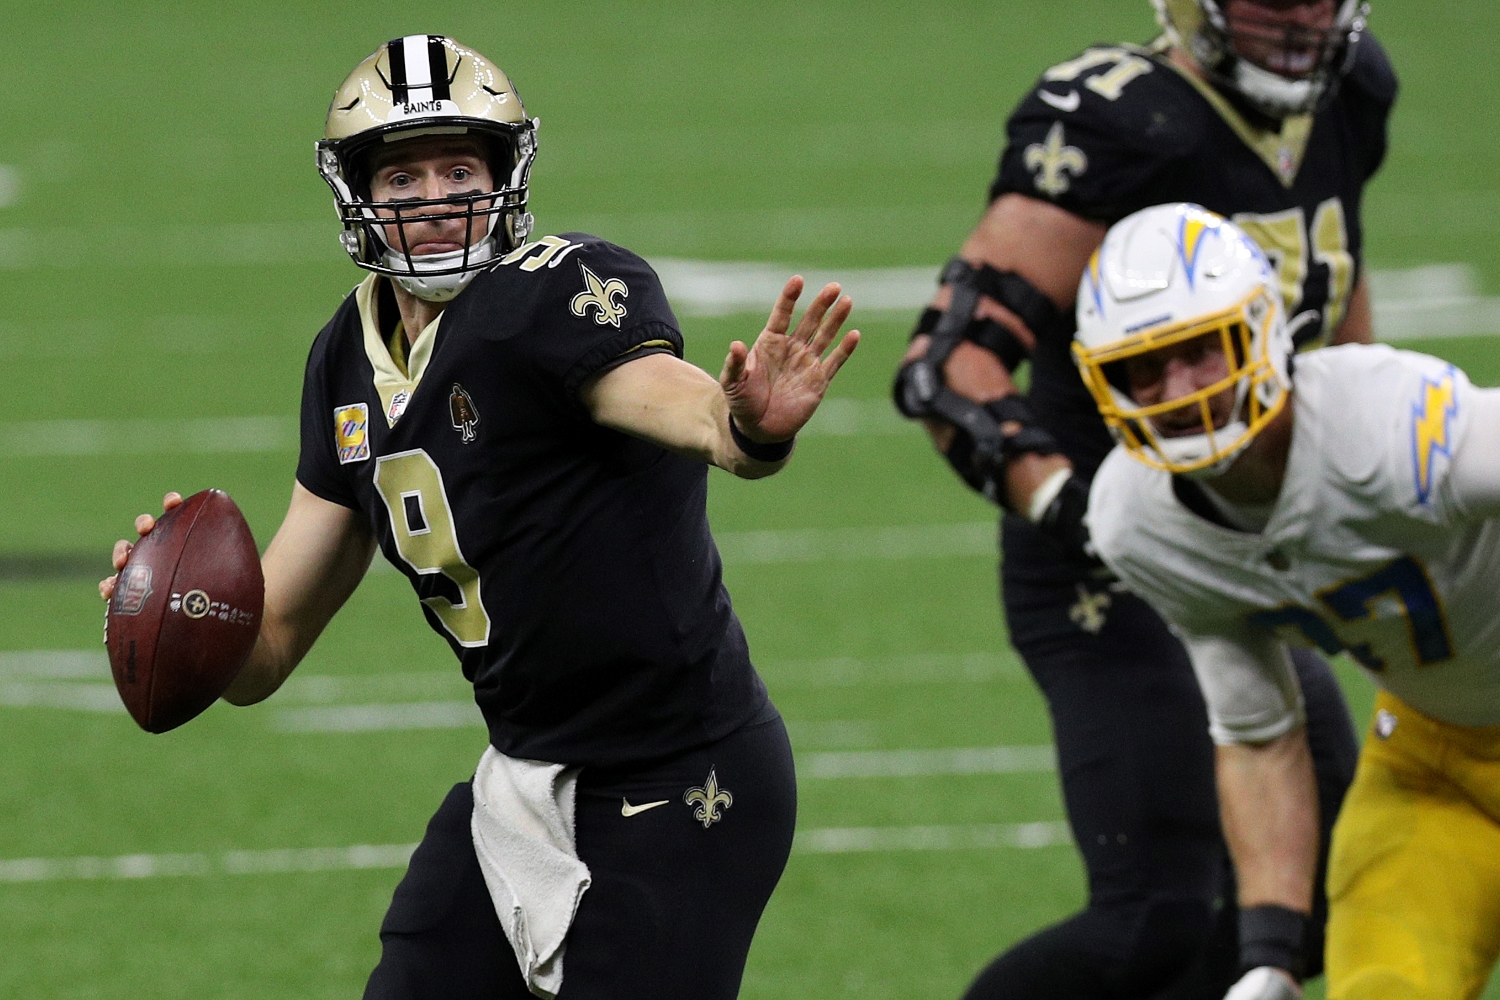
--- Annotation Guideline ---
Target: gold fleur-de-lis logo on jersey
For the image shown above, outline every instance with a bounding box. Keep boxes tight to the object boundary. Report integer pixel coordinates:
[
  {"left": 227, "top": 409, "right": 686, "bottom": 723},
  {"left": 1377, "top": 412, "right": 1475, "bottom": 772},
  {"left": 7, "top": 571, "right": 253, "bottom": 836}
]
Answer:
[
  {"left": 1024, "top": 122, "right": 1088, "bottom": 197},
  {"left": 570, "top": 263, "right": 630, "bottom": 328},
  {"left": 1068, "top": 583, "right": 1111, "bottom": 635},
  {"left": 684, "top": 769, "right": 733, "bottom": 829}
]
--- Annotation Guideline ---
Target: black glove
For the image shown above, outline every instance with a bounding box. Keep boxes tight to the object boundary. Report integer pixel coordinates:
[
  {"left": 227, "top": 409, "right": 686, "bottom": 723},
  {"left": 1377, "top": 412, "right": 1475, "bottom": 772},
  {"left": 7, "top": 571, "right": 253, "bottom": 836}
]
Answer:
[{"left": 1033, "top": 471, "right": 1093, "bottom": 559}]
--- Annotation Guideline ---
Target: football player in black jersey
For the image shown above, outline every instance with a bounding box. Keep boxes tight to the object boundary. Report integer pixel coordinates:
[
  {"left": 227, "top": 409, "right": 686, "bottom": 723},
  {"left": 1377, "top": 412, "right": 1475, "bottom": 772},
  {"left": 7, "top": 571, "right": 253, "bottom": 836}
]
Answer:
[
  {"left": 102, "top": 35, "right": 858, "bottom": 1000},
  {"left": 893, "top": 3, "right": 1394, "bottom": 998}
]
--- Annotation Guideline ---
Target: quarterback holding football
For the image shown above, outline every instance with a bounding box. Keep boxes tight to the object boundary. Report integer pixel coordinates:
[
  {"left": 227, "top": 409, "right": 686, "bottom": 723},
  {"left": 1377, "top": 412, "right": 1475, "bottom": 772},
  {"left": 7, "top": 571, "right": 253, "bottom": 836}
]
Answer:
[
  {"left": 102, "top": 35, "right": 859, "bottom": 1000},
  {"left": 1081, "top": 203, "right": 1500, "bottom": 1000}
]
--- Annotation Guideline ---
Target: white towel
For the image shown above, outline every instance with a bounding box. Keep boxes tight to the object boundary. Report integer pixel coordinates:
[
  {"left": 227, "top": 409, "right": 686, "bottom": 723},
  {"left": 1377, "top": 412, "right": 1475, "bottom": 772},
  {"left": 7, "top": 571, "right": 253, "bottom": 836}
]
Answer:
[{"left": 470, "top": 746, "right": 592, "bottom": 999}]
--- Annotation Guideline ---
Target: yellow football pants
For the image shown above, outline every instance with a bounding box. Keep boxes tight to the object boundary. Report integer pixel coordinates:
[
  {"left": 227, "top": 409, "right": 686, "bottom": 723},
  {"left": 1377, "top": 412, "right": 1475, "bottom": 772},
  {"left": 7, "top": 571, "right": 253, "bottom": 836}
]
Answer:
[{"left": 1326, "top": 690, "right": 1500, "bottom": 999}]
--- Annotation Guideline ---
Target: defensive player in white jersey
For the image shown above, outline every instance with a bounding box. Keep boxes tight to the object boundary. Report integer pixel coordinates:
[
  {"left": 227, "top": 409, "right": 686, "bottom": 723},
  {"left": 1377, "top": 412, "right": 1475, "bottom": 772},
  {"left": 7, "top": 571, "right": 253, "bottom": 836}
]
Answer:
[{"left": 1074, "top": 203, "right": 1500, "bottom": 1000}]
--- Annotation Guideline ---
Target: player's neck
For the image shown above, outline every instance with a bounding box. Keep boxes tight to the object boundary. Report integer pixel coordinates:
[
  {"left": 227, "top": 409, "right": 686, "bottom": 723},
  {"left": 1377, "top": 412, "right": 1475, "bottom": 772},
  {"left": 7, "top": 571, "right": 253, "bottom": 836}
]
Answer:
[
  {"left": 390, "top": 282, "right": 447, "bottom": 347},
  {"left": 1207, "top": 391, "right": 1296, "bottom": 507}
]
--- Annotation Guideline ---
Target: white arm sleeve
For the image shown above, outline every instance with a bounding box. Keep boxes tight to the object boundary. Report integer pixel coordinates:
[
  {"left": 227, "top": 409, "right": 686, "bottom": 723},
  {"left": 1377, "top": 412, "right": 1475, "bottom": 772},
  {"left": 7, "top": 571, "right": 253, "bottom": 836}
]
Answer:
[
  {"left": 1177, "top": 629, "right": 1305, "bottom": 746},
  {"left": 1448, "top": 387, "right": 1500, "bottom": 521}
]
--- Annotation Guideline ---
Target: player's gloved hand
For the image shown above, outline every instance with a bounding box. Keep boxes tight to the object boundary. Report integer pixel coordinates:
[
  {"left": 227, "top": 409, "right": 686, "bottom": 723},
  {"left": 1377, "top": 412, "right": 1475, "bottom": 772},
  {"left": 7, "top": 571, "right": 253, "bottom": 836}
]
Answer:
[
  {"left": 1223, "top": 967, "right": 1301, "bottom": 1000},
  {"left": 1027, "top": 467, "right": 1093, "bottom": 559}
]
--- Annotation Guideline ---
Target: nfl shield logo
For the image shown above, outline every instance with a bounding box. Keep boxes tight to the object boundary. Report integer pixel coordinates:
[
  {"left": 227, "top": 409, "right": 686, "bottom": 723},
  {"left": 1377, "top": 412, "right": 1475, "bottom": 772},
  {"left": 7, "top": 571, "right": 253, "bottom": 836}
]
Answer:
[{"left": 112, "top": 564, "right": 153, "bottom": 616}]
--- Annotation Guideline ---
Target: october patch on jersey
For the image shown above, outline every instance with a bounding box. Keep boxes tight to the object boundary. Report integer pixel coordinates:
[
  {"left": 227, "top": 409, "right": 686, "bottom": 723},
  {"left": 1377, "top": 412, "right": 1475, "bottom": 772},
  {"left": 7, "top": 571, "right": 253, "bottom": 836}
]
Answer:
[{"left": 334, "top": 403, "right": 371, "bottom": 464}]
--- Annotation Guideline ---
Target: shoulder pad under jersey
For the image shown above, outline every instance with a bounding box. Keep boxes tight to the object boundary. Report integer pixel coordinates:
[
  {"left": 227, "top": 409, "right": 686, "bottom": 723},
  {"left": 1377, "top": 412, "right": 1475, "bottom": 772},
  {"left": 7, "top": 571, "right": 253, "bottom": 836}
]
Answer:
[{"left": 991, "top": 43, "right": 1210, "bottom": 221}]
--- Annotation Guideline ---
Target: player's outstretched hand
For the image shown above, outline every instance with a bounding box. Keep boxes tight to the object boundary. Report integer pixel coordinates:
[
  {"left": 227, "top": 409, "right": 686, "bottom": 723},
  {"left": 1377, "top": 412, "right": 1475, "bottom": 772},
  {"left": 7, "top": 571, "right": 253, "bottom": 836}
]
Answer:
[
  {"left": 99, "top": 492, "right": 183, "bottom": 601},
  {"left": 720, "top": 277, "right": 860, "bottom": 443},
  {"left": 1223, "top": 967, "right": 1301, "bottom": 1000}
]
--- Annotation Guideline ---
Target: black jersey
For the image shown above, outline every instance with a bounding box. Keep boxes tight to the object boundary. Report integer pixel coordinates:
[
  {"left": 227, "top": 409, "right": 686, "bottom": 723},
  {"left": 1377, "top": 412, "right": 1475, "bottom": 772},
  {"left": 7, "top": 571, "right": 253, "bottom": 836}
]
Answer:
[
  {"left": 296, "top": 234, "right": 767, "bottom": 766},
  {"left": 990, "top": 35, "right": 1397, "bottom": 483}
]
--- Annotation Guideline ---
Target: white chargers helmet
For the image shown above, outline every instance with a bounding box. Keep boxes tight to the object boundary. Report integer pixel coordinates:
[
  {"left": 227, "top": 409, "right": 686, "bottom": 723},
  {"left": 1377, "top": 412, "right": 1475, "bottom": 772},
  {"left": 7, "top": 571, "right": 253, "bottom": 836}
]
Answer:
[
  {"left": 1073, "top": 203, "right": 1292, "bottom": 477},
  {"left": 1153, "top": 0, "right": 1370, "bottom": 118},
  {"left": 316, "top": 35, "right": 538, "bottom": 302}
]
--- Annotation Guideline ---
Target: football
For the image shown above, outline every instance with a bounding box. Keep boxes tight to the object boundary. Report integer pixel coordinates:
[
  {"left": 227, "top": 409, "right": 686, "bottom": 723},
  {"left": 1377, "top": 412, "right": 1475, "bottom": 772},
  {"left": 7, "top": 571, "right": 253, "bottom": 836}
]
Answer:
[{"left": 106, "top": 489, "right": 265, "bottom": 733}]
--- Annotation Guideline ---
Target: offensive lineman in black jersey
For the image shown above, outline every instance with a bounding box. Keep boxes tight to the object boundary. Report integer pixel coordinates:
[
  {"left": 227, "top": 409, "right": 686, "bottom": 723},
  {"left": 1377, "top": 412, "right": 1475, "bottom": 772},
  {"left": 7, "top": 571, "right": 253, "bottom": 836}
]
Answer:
[
  {"left": 101, "top": 36, "right": 858, "bottom": 1000},
  {"left": 893, "top": 3, "right": 1394, "bottom": 998}
]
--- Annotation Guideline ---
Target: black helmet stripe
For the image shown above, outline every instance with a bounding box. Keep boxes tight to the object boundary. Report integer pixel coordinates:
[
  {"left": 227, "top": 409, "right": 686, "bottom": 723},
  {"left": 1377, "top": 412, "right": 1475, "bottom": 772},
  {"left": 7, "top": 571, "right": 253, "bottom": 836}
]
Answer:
[
  {"left": 385, "top": 35, "right": 451, "bottom": 105},
  {"left": 427, "top": 36, "right": 452, "bottom": 101},
  {"left": 385, "top": 38, "right": 408, "bottom": 104}
]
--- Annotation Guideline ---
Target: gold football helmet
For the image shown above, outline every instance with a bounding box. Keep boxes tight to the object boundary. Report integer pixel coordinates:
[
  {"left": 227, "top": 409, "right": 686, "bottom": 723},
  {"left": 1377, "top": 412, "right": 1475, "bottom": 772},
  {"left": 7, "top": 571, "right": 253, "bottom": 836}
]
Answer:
[
  {"left": 316, "top": 35, "right": 537, "bottom": 301},
  {"left": 1153, "top": 0, "right": 1369, "bottom": 118}
]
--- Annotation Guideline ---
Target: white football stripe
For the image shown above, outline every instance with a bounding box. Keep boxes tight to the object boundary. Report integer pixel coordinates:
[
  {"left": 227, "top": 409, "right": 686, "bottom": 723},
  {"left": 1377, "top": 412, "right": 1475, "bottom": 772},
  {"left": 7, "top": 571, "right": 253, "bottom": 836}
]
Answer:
[{"left": 0, "top": 823, "right": 1069, "bottom": 882}]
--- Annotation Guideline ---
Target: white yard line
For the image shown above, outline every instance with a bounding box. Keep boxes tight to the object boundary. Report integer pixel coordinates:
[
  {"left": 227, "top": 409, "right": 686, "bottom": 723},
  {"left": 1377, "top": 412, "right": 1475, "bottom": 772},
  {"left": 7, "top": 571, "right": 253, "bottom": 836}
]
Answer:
[
  {"left": 272, "top": 702, "right": 480, "bottom": 733},
  {"left": 800, "top": 745, "right": 1055, "bottom": 779},
  {"left": 0, "top": 230, "right": 1492, "bottom": 330},
  {"left": 0, "top": 166, "right": 19, "bottom": 209},
  {"left": 714, "top": 522, "right": 995, "bottom": 564},
  {"left": 0, "top": 399, "right": 909, "bottom": 459},
  {"left": 0, "top": 844, "right": 418, "bottom": 883},
  {"left": 0, "top": 821, "right": 1072, "bottom": 882},
  {"left": 0, "top": 416, "right": 295, "bottom": 458},
  {"left": 0, "top": 651, "right": 1023, "bottom": 724},
  {"left": 758, "top": 652, "right": 1022, "bottom": 688},
  {"left": 794, "top": 821, "right": 1071, "bottom": 853}
]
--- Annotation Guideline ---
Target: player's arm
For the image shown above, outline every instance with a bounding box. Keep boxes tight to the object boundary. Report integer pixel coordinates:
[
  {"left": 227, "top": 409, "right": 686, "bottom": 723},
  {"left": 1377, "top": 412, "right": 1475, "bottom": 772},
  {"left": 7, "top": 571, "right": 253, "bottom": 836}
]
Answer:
[
  {"left": 896, "top": 193, "right": 1106, "bottom": 543},
  {"left": 1331, "top": 272, "right": 1375, "bottom": 345},
  {"left": 1444, "top": 386, "right": 1500, "bottom": 519},
  {"left": 1180, "top": 630, "right": 1318, "bottom": 993},
  {"left": 583, "top": 277, "right": 859, "bottom": 479},
  {"left": 103, "top": 484, "right": 376, "bottom": 706}
]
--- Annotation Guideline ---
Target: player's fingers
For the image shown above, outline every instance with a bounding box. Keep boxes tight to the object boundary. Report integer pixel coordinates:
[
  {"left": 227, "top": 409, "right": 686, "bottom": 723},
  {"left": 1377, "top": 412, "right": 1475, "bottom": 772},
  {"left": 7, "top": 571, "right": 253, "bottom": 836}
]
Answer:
[
  {"left": 720, "top": 341, "right": 748, "bottom": 388},
  {"left": 819, "top": 330, "right": 861, "bottom": 381},
  {"left": 134, "top": 513, "right": 156, "bottom": 537},
  {"left": 100, "top": 575, "right": 117, "bottom": 601},
  {"left": 162, "top": 492, "right": 182, "bottom": 512},
  {"left": 791, "top": 283, "right": 840, "bottom": 344},
  {"left": 764, "top": 276, "right": 804, "bottom": 336},
  {"left": 808, "top": 294, "right": 853, "bottom": 356},
  {"left": 112, "top": 539, "right": 132, "bottom": 571}
]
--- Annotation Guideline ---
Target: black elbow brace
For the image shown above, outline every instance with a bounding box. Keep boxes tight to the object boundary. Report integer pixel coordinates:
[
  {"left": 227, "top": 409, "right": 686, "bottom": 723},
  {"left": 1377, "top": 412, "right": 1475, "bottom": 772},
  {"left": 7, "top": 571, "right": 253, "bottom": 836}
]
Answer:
[{"left": 893, "top": 258, "right": 1071, "bottom": 509}]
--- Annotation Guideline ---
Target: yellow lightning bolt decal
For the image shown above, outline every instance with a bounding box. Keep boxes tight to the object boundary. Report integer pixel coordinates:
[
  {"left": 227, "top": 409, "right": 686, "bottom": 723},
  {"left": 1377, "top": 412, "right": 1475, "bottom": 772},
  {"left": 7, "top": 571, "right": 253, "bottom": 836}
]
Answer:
[
  {"left": 1176, "top": 209, "right": 1220, "bottom": 289},
  {"left": 1411, "top": 368, "right": 1458, "bottom": 504}
]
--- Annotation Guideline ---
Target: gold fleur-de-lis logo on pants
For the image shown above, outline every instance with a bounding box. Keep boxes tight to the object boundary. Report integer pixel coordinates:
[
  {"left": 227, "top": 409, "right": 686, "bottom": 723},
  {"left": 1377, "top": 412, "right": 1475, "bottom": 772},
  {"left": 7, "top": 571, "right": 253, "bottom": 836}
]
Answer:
[
  {"left": 1024, "top": 121, "right": 1088, "bottom": 198},
  {"left": 570, "top": 262, "right": 630, "bottom": 328},
  {"left": 1068, "top": 583, "right": 1111, "bottom": 635},
  {"left": 684, "top": 768, "right": 733, "bottom": 829}
]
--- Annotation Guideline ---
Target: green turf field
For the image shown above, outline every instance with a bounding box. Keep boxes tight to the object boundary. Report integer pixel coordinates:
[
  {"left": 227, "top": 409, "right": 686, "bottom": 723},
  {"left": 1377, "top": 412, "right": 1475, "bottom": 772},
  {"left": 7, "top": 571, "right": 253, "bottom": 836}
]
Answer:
[{"left": 3, "top": 2, "right": 1499, "bottom": 997}]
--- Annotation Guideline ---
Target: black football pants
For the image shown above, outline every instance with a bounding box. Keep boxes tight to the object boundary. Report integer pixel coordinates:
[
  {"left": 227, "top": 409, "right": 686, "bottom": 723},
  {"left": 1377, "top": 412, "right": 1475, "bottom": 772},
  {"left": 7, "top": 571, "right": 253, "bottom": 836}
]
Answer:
[
  {"left": 962, "top": 575, "right": 1358, "bottom": 1000},
  {"left": 363, "top": 711, "right": 796, "bottom": 1000}
]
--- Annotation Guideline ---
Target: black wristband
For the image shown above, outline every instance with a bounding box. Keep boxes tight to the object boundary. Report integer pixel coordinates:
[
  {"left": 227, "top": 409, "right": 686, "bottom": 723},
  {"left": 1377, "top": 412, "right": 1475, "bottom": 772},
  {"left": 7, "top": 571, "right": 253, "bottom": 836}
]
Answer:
[
  {"left": 729, "top": 416, "right": 795, "bottom": 463},
  {"left": 1239, "top": 904, "right": 1308, "bottom": 980}
]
